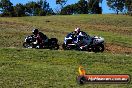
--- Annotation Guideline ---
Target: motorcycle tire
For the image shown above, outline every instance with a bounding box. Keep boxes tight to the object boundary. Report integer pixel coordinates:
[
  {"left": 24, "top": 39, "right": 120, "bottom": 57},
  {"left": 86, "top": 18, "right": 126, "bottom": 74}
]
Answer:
[
  {"left": 62, "top": 43, "right": 73, "bottom": 50},
  {"left": 93, "top": 44, "right": 105, "bottom": 53},
  {"left": 50, "top": 44, "right": 59, "bottom": 50},
  {"left": 62, "top": 43, "right": 67, "bottom": 50},
  {"left": 23, "top": 42, "right": 32, "bottom": 48}
]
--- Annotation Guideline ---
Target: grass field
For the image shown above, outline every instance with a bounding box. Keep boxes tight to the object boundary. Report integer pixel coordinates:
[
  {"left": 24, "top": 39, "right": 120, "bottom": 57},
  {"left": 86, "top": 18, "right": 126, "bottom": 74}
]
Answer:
[{"left": 0, "top": 14, "right": 132, "bottom": 88}]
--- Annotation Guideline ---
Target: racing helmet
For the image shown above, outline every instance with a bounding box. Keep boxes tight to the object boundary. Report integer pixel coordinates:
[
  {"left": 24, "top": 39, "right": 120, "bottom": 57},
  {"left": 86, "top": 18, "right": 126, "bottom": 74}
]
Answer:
[
  {"left": 74, "top": 27, "right": 80, "bottom": 34},
  {"left": 32, "top": 29, "right": 39, "bottom": 35}
]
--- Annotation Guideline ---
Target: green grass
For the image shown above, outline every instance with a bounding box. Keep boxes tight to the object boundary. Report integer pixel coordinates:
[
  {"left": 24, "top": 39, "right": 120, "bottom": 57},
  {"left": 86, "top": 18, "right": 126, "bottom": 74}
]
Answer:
[
  {"left": 0, "top": 14, "right": 132, "bottom": 47},
  {"left": 0, "top": 14, "right": 132, "bottom": 87},
  {"left": 0, "top": 48, "right": 132, "bottom": 88}
]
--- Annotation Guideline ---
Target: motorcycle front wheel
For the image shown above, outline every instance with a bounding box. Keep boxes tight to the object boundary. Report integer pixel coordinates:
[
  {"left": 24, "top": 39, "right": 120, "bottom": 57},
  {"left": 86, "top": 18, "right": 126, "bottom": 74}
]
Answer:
[
  {"left": 93, "top": 44, "right": 105, "bottom": 52},
  {"left": 50, "top": 44, "right": 59, "bottom": 50},
  {"left": 62, "top": 43, "right": 74, "bottom": 50},
  {"left": 62, "top": 43, "right": 67, "bottom": 50},
  {"left": 23, "top": 42, "right": 33, "bottom": 48}
]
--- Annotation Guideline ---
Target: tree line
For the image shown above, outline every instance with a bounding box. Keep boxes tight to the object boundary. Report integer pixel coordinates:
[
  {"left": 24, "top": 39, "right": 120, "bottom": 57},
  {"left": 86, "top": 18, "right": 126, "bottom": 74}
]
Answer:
[
  {"left": 0, "top": 0, "right": 54, "bottom": 17},
  {"left": 0, "top": 0, "right": 132, "bottom": 17}
]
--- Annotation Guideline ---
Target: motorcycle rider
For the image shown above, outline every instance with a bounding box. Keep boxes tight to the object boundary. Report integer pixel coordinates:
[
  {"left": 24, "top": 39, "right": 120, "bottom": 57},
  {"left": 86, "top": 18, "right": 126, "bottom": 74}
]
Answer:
[
  {"left": 32, "top": 29, "right": 48, "bottom": 48},
  {"left": 74, "top": 28, "right": 82, "bottom": 36},
  {"left": 73, "top": 28, "right": 90, "bottom": 49},
  {"left": 73, "top": 28, "right": 86, "bottom": 42}
]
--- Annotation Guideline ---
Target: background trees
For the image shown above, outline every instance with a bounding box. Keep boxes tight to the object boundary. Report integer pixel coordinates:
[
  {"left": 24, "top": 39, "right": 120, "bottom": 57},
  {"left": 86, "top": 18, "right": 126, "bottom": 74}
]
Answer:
[
  {"left": 88, "top": 0, "right": 102, "bottom": 14},
  {"left": 24, "top": 0, "right": 54, "bottom": 16},
  {"left": 14, "top": 3, "right": 26, "bottom": 17},
  {"left": 38, "top": 0, "right": 54, "bottom": 15},
  {"left": 60, "top": 0, "right": 88, "bottom": 15},
  {"left": 61, "top": 0, "right": 102, "bottom": 15},
  {"left": 0, "top": 0, "right": 132, "bottom": 16},
  {"left": 56, "top": 0, "right": 68, "bottom": 9},
  {"left": 0, "top": 0, "right": 54, "bottom": 16},
  {"left": 106, "top": 0, "right": 132, "bottom": 15},
  {"left": 106, "top": 0, "right": 125, "bottom": 14},
  {"left": 77, "top": 0, "right": 88, "bottom": 14},
  {"left": 0, "top": 0, "right": 15, "bottom": 16},
  {"left": 125, "top": 0, "right": 132, "bottom": 15}
]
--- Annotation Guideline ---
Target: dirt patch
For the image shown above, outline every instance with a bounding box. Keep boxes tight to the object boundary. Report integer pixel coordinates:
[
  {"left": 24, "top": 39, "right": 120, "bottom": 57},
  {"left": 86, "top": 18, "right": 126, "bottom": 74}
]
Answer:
[{"left": 105, "top": 43, "right": 132, "bottom": 54}]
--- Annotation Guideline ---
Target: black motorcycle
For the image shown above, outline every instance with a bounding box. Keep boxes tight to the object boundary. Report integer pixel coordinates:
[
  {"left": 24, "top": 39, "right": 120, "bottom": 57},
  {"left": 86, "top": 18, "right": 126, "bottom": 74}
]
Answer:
[
  {"left": 62, "top": 32, "right": 105, "bottom": 52},
  {"left": 23, "top": 35, "right": 59, "bottom": 50}
]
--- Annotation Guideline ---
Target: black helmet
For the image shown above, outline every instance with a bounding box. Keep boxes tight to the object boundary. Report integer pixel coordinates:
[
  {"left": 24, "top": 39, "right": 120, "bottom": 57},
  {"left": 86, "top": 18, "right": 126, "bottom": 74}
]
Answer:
[{"left": 32, "top": 29, "right": 39, "bottom": 35}]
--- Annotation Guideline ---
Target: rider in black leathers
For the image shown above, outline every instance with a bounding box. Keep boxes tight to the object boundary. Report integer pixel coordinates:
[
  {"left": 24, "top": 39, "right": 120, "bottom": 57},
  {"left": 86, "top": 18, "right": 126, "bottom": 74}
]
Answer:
[{"left": 32, "top": 29, "right": 48, "bottom": 48}]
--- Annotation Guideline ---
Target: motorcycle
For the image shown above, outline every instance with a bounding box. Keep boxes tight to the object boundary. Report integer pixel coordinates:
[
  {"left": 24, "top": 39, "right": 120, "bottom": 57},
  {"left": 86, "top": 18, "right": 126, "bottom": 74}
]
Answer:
[
  {"left": 23, "top": 35, "right": 59, "bottom": 50},
  {"left": 62, "top": 32, "right": 105, "bottom": 52}
]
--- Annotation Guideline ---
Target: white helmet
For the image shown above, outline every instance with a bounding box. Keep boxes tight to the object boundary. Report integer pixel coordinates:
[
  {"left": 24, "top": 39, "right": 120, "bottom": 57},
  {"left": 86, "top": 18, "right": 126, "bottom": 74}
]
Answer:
[{"left": 74, "top": 27, "right": 80, "bottom": 32}]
